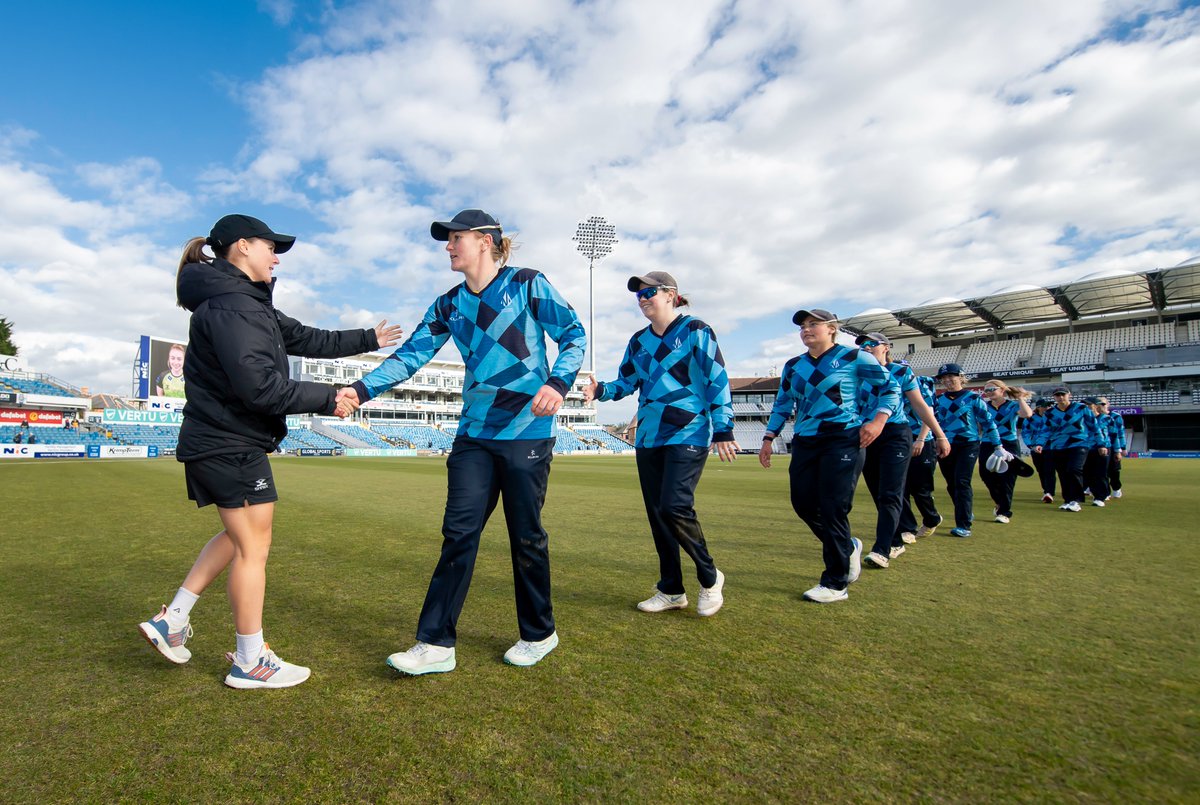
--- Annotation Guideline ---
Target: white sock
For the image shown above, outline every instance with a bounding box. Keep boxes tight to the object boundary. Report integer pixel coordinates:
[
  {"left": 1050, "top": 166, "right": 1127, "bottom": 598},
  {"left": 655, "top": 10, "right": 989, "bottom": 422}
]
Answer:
[
  {"left": 236, "top": 630, "right": 265, "bottom": 667},
  {"left": 166, "top": 587, "right": 199, "bottom": 629}
]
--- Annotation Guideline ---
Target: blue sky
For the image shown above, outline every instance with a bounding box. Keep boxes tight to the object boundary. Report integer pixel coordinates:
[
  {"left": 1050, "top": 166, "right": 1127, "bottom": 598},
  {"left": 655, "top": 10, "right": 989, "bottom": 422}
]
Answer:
[{"left": 2, "top": 0, "right": 1199, "bottom": 423}]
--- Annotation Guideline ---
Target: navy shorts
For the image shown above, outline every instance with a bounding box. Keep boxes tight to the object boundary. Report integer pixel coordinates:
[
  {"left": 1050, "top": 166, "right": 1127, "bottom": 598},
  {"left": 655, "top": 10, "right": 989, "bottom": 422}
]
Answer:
[{"left": 184, "top": 451, "right": 278, "bottom": 509}]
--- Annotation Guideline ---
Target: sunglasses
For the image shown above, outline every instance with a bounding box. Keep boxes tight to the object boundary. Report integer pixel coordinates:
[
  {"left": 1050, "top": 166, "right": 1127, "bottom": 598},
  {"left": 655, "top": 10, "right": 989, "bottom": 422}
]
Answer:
[
  {"left": 859, "top": 341, "right": 881, "bottom": 349},
  {"left": 635, "top": 286, "right": 674, "bottom": 300}
]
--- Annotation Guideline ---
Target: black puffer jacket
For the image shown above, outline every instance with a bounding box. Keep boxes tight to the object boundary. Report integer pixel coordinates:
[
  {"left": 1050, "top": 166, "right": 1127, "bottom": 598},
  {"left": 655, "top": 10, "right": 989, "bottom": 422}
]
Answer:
[{"left": 175, "top": 259, "right": 378, "bottom": 461}]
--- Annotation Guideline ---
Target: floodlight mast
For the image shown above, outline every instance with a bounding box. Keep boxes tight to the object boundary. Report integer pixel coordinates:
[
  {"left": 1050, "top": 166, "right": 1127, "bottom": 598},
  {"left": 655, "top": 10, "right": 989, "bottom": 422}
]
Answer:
[{"left": 572, "top": 216, "right": 618, "bottom": 376}]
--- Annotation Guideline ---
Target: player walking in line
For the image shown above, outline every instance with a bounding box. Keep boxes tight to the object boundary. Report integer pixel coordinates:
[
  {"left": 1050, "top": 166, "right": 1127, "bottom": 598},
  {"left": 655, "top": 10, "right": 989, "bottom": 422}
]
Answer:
[
  {"left": 338, "top": 209, "right": 586, "bottom": 674},
  {"left": 853, "top": 333, "right": 950, "bottom": 569},
  {"left": 585, "top": 271, "right": 736, "bottom": 617},
  {"left": 1082, "top": 397, "right": 1112, "bottom": 505},
  {"left": 932, "top": 364, "right": 1000, "bottom": 537},
  {"left": 896, "top": 371, "right": 948, "bottom": 543},
  {"left": 759, "top": 309, "right": 899, "bottom": 603},
  {"left": 977, "top": 380, "right": 1034, "bottom": 524},
  {"left": 1023, "top": 398, "right": 1057, "bottom": 503},
  {"left": 1098, "top": 397, "right": 1127, "bottom": 497},
  {"left": 1030, "top": 387, "right": 1103, "bottom": 513},
  {"left": 138, "top": 214, "right": 402, "bottom": 689}
]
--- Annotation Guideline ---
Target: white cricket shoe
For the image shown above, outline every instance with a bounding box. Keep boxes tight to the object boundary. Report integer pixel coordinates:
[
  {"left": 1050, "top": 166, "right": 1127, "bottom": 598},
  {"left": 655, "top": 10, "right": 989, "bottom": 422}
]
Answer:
[
  {"left": 138, "top": 605, "right": 193, "bottom": 664},
  {"left": 865, "top": 551, "right": 889, "bottom": 569},
  {"left": 504, "top": 632, "right": 559, "bottom": 667},
  {"left": 889, "top": 545, "right": 906, "bottom": 560},
  {"left": 900, "top": 531, "right": 917, "bottom": 544},
  {"left": 387, "top": 642, "right": 456, "bottom": 676},
  {"left": 848, "top": 537, "right": 863, "bottom": 584},
  {"left": 697, "top": 570, "right": 725, "bottom": 617},
  {"left": 994, "top": 514, "right": 1011, "bottom": 524},
  {"left": 1112, "top": 489, "right": 1123, "bottom": 499},
  {"left": 637, "top": 590, "right": 688, "bottom": 613},
  {"left": 802, "top": 585, "right": 848, "bottom": 603}
]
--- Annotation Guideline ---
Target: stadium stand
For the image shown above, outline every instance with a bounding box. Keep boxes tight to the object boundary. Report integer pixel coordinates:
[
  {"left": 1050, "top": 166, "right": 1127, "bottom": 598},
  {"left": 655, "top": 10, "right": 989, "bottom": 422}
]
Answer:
[
  {"left": 108, "top": 424, "right": 180, "bottom": 451},
  {"left": 1188, "top": 319, "right": 1200, "bottom": 343},
  {"left": 1040, "top": 323, "right": 1177, "bottom": 367},
  {"left": 904, "top": 346, "right": 961, "bottom": 373},
  {"left": 573, "top": 424, "right": 635, "bottom": 452},
  {"left": 330, "top": 423, "right": 394, "bottom": 449},
  {"left": 1104, "top": 390, "right": 1181, "bottom": 407},
  {"left": 371, "top": 423, "right": 455, "bottom": 450},
  {"left": 960, "top": 338, "right": 1034, "bottom": 374},
  {"left": 0, "top": 374, "right": 82, "bottom": 397}
]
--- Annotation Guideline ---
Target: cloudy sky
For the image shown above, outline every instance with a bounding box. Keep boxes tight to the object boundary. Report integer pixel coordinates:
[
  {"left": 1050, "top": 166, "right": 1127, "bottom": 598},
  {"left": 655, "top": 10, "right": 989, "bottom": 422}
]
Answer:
[{"left": 2, "top": 0, "right": 1198, "bottom": 422}]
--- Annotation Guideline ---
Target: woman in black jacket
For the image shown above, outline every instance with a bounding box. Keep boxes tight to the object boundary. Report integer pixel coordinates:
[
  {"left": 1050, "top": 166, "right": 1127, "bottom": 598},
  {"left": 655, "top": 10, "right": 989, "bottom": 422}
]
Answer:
[{"left": 138, "top": 214, "right": 402, "bottom": 689}]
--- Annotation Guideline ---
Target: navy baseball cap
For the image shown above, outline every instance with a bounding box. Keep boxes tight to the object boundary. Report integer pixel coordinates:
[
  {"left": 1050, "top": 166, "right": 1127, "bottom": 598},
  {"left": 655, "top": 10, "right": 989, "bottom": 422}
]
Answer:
[
  {"left": 431, "top": 209, "right": 502, "bottom": 242},
  {"left": 792, "top": 308, "right": 837, "bottom": 326},
  {"left": 1052, "top": 386, "right": 1069, "bottom": 395},
  {"left": 207, "top": 214, "right": 295, "bottom": 254},
  {"left": 935, "top": 363, "right": 964, "bottom": 377}
]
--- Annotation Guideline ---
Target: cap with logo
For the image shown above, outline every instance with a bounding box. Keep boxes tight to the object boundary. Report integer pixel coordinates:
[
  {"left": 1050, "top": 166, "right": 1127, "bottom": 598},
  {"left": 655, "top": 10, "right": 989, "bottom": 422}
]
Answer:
[
  {"left": 431, "top": 209, "right": 503, "bottom": 242},
  {"left": 935, "top": 363, "right": 964, "bottom": 377},
  {"left": 792, "top": 308, "right": 837, "bottom": 325},
  {"left": 206, "top": 214, "right": 295, "bottom": 254},
  {"left": 627, "top": 271, "right": 678, "bottom": 292}
]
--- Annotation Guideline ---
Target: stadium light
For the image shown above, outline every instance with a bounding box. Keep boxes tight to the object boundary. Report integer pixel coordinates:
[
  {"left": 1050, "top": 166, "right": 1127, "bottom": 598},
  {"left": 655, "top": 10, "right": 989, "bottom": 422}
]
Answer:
[{"left": 572, "top": 216, "right": 618, "bottom": 375}]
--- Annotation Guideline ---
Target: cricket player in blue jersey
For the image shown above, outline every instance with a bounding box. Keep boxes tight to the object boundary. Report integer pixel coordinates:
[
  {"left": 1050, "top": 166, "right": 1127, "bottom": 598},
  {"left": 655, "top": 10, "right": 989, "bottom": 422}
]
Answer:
[
  {"left": 1097, "top": 397, "right": 1127, "bottom": 497},
  {"left": 586, "top": 271, "right": 737, "bottom": 617},
  {"left": 978, "top": 379, "right": 1033, "bottom": 524},
  {"left": 932, "top": 364, "right": 1000, "bottom": 537},
  {"left": 339, "top": 209, "right": 586, "bottom": 674},
  {"left": 1024, "top": 398, "right": 1057, "bottom": 503},
  {"left": 1030, "top": 387, "right": 1104, "bottom": 512},
  {"left": 759, "top": 309, "right": 900, "bottom": 603},
  {"left": 1083, "top": 397, "right": 1112, "bottom": 504}
]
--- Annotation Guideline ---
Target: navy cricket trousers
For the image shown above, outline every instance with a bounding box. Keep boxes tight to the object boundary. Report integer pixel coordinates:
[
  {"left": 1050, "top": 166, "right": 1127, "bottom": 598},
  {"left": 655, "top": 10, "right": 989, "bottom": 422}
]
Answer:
[
  {"left": 416, "top": 436, "right": 556, "bottom": 647},
  {"left": 862, "top": 422, "right": 913, "bottom": 555},
  {"left": 979, "top": 440, "right": 1020, "bottom": 518},
  {"left": 1053, "top": 446, "right": 1088, "bottom": 505},
  {"left": 788, "top": 427, "right": 864, "bottom": 591},
  {"left": 635, "top": 444, "right": 718, "bottom": 595},
  {"left": 897, "top": 438, "right": 941, "bottom": 536},
  {"left": 938, "top": 441, "right": 980, "bottom": 529}
]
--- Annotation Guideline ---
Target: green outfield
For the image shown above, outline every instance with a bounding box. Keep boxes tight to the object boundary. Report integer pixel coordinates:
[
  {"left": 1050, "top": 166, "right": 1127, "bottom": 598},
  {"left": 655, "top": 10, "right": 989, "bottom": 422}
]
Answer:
[{"left": 0, "top": 456, "right": 1195, "bottom": 802}]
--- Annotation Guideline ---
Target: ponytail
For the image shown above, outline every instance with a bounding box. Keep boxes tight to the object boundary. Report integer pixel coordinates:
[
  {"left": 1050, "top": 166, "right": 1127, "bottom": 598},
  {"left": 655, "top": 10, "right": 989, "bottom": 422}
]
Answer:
[
  {"left": 177, "top": 237, "right": 214, "bottom": 309},
  {"left": 491, "top": 234, "right": 516, "bottom": 267},
  {"left": 673, "top": 292, "right": 690, "bottom": 308}
]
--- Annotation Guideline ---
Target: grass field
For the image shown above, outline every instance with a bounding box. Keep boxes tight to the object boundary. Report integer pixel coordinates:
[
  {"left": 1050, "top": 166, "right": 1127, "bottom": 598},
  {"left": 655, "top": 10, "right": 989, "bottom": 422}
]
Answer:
[{"left": 0, "top": 455, "right": 1196, "bottom": 802}]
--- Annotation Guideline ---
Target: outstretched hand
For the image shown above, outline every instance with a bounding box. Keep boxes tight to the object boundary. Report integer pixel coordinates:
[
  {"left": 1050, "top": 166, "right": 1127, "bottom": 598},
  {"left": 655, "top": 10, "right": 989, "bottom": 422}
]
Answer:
[
  {"left": 374, "top": 319, "right": 405, "bottom": 349},
  {"left": 583, "top": 377, "right": 599, "bottom": 403}
]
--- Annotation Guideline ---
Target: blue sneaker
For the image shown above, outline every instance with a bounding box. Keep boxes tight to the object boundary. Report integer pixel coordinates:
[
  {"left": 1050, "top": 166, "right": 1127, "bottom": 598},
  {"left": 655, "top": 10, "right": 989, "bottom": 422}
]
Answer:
[
  {"left": 138, "top": 605, "right": 193, "bottom": 664},
  {"left": 224, "top": 644, "right": 310, "bottom": 689},
  {"left": 950, "top": 527, "right": 972, "bottom": 538}
]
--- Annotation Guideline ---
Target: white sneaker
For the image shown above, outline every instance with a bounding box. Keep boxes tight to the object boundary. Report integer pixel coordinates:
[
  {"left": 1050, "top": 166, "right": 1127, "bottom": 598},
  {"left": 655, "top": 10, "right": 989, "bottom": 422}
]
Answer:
[
  {"left": 504, "top": 632, "right": 559, "bottom": 667},
  {"left": 1092, "top": 500, "right": 1105, "bottom": 507},
  {"left": 803, "top": 584, "right": 848, "bottom": 603},
  {"left": 224, "top": 643, "right": 310, "bottom": 689},
  {"left": 900, "top": 531, "right": 916, "bottom": 544},
  {"left": 847, "top": 537, "right": 863, "bottom": 584},
  {"left": 138, "top": 605, "right": 193, "bottom": 664},
  {"left": 1113, "top": 489, "right": 1123, "bottom": 499},
  {"left": 994, "top": 514, "right": 1011, "bottom": 524},
  {"left": 637, "top": 590, "right": 688, "bottom": 613},
  {"left": 889, "top": 545, "right": 906, "bottom": 560},
  {"left": 387, "top": 642, "right": 456, "bottom": 676},
  {"left": 1065, "top": 501, "right": 1082, "bottom": 512},
  {"left": 697, "top": 569, "right": 725, "bottom": 617},
  {"left": 916, "top": 516, "right": 943, "bottom": 538},
  {"left": 865, "top": 551, "right": 889, "bottom": 569}
]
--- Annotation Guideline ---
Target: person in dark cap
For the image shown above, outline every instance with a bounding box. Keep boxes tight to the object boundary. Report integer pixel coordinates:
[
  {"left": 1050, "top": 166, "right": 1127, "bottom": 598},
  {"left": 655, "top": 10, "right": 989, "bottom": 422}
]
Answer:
[
  {"left": 759, "top": 308, "right": 900, "bottom": 603},
  {"left": 1082, "top": 397, "right": 1112, "bottom": 504},
  {"left": 977, "top": 379, "right": 1034, "bottom": 524},
  {"left": 138, "top": 214, "right": 403, "bottom": 689},
  {"left": 855, "top": 333, "right": 950, "bottom": 568},
  {"left": 1028, "top": 387, "right": 1103, "bottom": 512},
  {"left": 585, "top": 270, "right": 736, "bottom": 617},
  {"left": 1097, "top": 396, "right": 1127, "bottom": 498},
  {"left": 1022, "top": 397, "right": 1057, "bottom": 502},
  {"left": 932, "top": 363, "right": 1000, "bottom": 537},
  {"left": 339, "top": 208, "right": 586, "bottom": 674}
]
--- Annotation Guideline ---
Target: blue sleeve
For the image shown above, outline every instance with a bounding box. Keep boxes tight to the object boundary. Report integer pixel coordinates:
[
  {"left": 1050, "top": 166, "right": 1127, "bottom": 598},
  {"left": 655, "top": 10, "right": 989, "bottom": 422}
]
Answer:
[
  {"left": 696, "top": 326, "right": 734, "bottom": 441},
  {"left": 765, "top": 360, "right": 798, "bottom": 436},
  {"left": 351, "top": 298, "right": 449, "bottom": 402},
  {"left": 596, "top": 336, "right": 640, "bottom": 402},
  {"left": 978, "top": 398, "right": 1000, "bottom": 444},
  {"left": 530, "top": 273, "right": 586, "bottom": 396},
  {"left": 859, "top": 352, "right": 899, "bottom": 419}
]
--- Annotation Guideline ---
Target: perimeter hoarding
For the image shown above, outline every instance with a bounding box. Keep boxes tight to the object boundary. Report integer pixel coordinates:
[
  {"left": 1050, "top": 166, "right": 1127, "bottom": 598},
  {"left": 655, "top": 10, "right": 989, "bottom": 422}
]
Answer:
[{"left": 134, "top": 336, "right": 188, "bottom": 400}]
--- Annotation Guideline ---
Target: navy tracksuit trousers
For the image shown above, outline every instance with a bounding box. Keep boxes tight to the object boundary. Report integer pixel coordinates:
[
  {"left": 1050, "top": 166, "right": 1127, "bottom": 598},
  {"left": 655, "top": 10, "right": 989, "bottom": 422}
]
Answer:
[
  {"left": 416, "top": 436, "right": 556, "bottom": 647},
  {"left": 938, "top": 441, "right": 980, "bottom": 529},
  {"left": 788, "top": 428, "right": 864, "bottom": 591},
  {"left": 635, "top": 444, "right": 718, "bottom": 595},
  {"left": 897, "top": 438, "right": 941, "bottom": 536},
  {"left": 862, "top": 422, "right": 913, "bottom": 555}
]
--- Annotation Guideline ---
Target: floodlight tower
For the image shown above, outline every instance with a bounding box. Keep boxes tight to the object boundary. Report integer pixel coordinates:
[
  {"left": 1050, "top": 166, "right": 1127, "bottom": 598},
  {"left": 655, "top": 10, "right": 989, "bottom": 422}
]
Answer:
[{"left": 572, "top": 216, "right": 618, "bottom": 375}]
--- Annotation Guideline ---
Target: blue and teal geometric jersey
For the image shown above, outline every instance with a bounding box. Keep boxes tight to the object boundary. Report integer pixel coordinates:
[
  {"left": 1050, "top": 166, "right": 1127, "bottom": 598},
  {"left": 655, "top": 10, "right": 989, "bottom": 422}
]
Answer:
[
  {"left": 595, "top": 314, "right": 734, "bottom": 449},
  {"left": 351, "top": 265, "right": 586, "bottom": 441},
  {"left": 1107, "top": 410, "right": 1127, "bottom": 451},
  {"left": 934, "top": 389, "right": 1000, "bottom": 444},
  {"left": 906, "top": 373, "right": 937, "bottom": 441},
  {"left": 859, "top": 361, "right": 916, "bottom": 428},
  {"left": 1031, "top": 402, "right": 1099, "bottom": 450},
  {"left": 766, "top": 344, "right": 899, "bottom": 438},
  {"left": 983, "top": 399, "right": 1022, "bottom": 445}
]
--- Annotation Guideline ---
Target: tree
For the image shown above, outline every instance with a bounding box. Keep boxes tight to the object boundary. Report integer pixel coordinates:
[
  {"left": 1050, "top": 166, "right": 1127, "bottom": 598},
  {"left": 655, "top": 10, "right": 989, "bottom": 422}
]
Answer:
[{"left": 0, "top": 317, "right": 17, "bottom": 356}]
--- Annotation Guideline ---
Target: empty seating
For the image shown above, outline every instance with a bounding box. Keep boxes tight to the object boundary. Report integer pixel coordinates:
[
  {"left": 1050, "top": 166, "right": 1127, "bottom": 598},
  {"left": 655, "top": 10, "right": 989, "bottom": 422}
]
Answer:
[
  {"left": 573, "top": 424, "right": 635, "bottom": 452},
  {"left": 372, "top": 424, "right": 455, "bottom": 450},
  {"left": 1042, "top": 325, "right": 1179, "bottom": 367},
  {"left": 905, "top": 346, "right": 961, "bottom": 372},
  {"left": 960, "top": 338, "right": 1034, "bottom": 374},
  {"left": 330, "top": 423, "right": 394, "bottom": 449},
  {"left": 1104, "top": 390, "right": 1181, "bottom": 407}
]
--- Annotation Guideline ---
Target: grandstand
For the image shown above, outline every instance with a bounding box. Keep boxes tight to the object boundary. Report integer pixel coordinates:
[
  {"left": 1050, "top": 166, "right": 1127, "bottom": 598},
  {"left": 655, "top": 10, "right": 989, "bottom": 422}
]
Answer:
[{"left": 727, "top": 258, "right": 1200, "bottom": 453}]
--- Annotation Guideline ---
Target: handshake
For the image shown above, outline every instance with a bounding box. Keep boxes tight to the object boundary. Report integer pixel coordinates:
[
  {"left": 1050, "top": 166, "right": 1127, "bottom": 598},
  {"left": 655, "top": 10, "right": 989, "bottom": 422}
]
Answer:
[{"left": 334, "top": 387, "right": 361, "bottom": 419}]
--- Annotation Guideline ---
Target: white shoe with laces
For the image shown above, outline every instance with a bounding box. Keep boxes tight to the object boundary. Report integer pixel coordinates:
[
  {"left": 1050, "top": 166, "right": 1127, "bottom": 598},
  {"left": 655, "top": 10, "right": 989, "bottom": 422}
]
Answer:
[
  {"left": 637, "top": 590, "right": 688, "bottom": 613},
  {"left": 696, "top": 569, "right": 725, "bottom": 617},
  {"left": 1113, "top": 489, "right": 1123, "bottom": 499},
  {"left": 865, "top": 551, "right": 889, "bottom": 569},
  {"left": 889, "top": 545, "right": 906, "bottom": 560},
  {"left": 224, "top": 643, "right": 310, "bottom": 689},
  {"left": 803, "top": 584, "right": 848, "bottom": 603},
  {"left": 848, "top": 537, "right": 863, "bottom": 584},
  {"left": 995, "top": 514, "right": 1011, "bottom": 524},
  {"left": 900, "top": 532, "right": 916, "bottom": 544},
  {"left": 387, "top": 642, "right": 456, "bottom": 676},
  {"left": 504, "top": 632, "right": 559, "bottom": 667}
]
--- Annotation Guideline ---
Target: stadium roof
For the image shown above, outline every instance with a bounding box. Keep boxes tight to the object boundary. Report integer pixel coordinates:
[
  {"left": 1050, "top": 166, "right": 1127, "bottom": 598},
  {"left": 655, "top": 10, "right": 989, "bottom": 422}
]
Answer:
[{"left": 840, "top": 259, "right": 1200, "bottom": 338}]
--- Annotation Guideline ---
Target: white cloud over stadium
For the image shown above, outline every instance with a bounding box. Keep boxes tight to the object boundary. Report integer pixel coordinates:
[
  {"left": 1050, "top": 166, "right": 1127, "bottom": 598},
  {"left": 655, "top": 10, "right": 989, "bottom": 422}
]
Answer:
[{"left": 0, "top": 0, "right": 1197, "bottom": 419}]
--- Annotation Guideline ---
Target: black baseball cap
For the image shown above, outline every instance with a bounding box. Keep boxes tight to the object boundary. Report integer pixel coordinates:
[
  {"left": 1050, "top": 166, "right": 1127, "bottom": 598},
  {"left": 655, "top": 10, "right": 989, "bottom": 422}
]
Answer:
[
  {"left": 1035, "top": 397, "right": 1053, "bottom": 407},
  {"left": 1052, "top": 386, "right": 1069, "bottom": 395},
  {"left": 935, "top": 363, "right": 964, "bottom": 377},
  {"left": 431, "top": 209, "right": 503, "bottom": 242},
  {"left": 627, "top": 271, "right": 678, "bottom": 292},
  {"left": 207, "top": 214, "right": 295, "bottom": 254},
  {"left": 792, "top": 308, "right": 837, "bottom": 326},
  {"left": 855, "top": 331, "right": 892, "bottom": 346}
]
